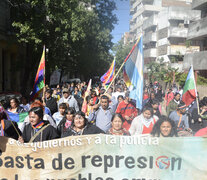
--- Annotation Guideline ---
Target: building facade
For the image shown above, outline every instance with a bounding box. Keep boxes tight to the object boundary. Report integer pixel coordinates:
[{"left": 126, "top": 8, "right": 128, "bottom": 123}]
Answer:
[
  {"left": 183, "top": 0, "right": 207, "bottom": 77},
  {"left": 129, "top": 0, "right": 201, "bottom": 71},
  {"left": 0, "top": 0, "right": 26, "bottom": 92}
]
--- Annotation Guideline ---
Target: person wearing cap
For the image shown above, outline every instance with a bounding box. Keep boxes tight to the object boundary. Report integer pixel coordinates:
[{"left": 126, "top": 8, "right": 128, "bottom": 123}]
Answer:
[
  {"left": 58, "top": 88, "right": 79, "bottom": 112},
  {"left": 0, "top": 105, "right": 22, "bottom": 140},
  {"left": 116, "top": 91, "right": 138, "bottom": 131},
  {"left": 169, "top": 101, "right": 191, "bottom": 132}
]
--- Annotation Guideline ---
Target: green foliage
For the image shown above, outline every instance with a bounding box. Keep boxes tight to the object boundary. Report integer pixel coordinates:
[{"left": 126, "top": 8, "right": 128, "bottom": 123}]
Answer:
[
  {"left": 197, "top": 75, "right": 207, "bottom": 85},
  {"left": 112, "top": 39, "right": 133, "bottom": 70},
  {"left": 9, "top": 0, "right": 117, "bottom": 81}
]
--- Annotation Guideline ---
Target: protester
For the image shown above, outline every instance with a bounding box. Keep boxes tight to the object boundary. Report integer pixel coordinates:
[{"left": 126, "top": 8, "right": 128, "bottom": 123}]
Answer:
[
  {"left": 85, "top": 95, "right": 94, "bottom": 117},
  {"left": 164, "top": 88, "right": 174, "bottom": 107},
  {"left": 143, "top": 87, "right": 149, "bottom": 100},
  {"left": 62, "top": 111, "right": 104, "bottom": 137},
  {"left": 0, "top": 105, "right": 21, "bottom": 140},
  {"left": 112, "top": 86, "right": 125, "bottom": 100},
  {"left": 53, "top": 103, "right": 67, "bottom": 126},
  {"left": 21, "top": 101, "right": 57, "bottom": 132},
  {"left": 34, "top": 97, "right": 52, "bottom": 116},
  {"left": 19, "top": 107, "right": 59, "bottom": 143},
  {"left": 58, "top": 88, "right": 79, "bottom": 111},
  {"left": 7, "top": 98, "right": 25, "bottom": 114},
  {"left": 91, "top": 91, "right": 98, "bottom": 105},
  {"left": 129, "top": 107, "right": 158, "bottom": 135},
  {"left": 143, "top": 91, "right": 156, "bottom": 108},
  {"left": 151, "top": 99, "right": 161, "bottom": 118},
  {"left": 20, "top": 96, "right": 30, "bottom": 112},
  {"left": 57, "top": 107, "right": 76, "bottom": 137},
  {"left": 44, "top": 89, "right": 58, "bottom": 115},
  {"left": 107, "top": 113, "right": 130, "bottom": 135},
  {"left": 88, "top": 94, "right": 117, "bottom": 132},
  {"left": 169, "top": 102, "right": 192, "bottom": 136},
  {"left": 117, "top": 95, "right": 124, "bottom": 104},
  {"left": 166, "top": 92, "right": 181, "bottom": 116},
  {"left": 155, "top": 85, "right": 163, "bottom": 102},
  {"left": 116, "top": 91, "right": 138, "bottom": 131},
  {"left": 191, "top": 100, "right": 207, "bottom": 132},
  {"left": 151, "top": 116, "right": 178, "bottom": 137},
  {"left": 52, "top": 88, "right": 61, "bottom": 102}
]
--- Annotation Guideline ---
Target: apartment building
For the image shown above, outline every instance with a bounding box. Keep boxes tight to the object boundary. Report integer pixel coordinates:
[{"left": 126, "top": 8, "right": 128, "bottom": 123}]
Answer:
[
  {"left": 183, "top": 0, "right": 207, "bottom": 77},
  {"left": 129, "top": 0, "right": 200, "bottom": 69},
  {"left": 157, "top": 6, "right": 200, "bottom": 70}
]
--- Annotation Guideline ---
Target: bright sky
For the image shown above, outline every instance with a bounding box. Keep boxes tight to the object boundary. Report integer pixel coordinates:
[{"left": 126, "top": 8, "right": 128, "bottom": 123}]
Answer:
[{"left": 111, "top": 0, "right": 130, "bottom": 44}]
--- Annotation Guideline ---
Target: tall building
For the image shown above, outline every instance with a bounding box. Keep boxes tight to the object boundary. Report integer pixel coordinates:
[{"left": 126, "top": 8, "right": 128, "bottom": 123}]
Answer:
[
  {"left": 157, "top": 6, "right": 200, "bottom": 70},
  {"left": 129, "top": 0, "right": 200, "bottom": 70},
  {"left": 183, "top": 0, "right": 207, "bottom": 77}
]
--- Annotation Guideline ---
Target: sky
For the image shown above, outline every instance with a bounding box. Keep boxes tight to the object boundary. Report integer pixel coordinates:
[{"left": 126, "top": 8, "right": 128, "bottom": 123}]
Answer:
[{"left": 111, "top": 0, "right": 131, "bottom": 44}]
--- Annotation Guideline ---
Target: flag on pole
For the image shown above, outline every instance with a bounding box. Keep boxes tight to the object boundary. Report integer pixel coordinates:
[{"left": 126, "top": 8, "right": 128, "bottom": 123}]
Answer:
[
  {"left": 124, "top": 36, "right": 144, "bottom": 110},
  {"left": 123, "top": 65, "right": 132, "bottom": 87},
  {"left": 182, "top": 65, "right": 197, "bottom": 106},
  {"left": 81, "top": 79, "right": 92, "bottom": 113},
  {"left": 30, "top": 46, "right": 45, "bottom": 101},
  {"left": 100, "top": 59, "right": 115, "bottom": 86}
]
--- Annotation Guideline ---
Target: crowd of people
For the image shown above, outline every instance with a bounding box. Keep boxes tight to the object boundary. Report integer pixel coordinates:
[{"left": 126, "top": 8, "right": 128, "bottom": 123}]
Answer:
[{"left": 0, "top": 80, "right": 207, "bottom": 143}]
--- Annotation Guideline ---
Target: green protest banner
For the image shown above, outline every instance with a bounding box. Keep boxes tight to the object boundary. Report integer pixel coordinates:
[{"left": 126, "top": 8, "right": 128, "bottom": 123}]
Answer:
[{"left": 0, "top": 135, "right": 206, "bottom": 180}]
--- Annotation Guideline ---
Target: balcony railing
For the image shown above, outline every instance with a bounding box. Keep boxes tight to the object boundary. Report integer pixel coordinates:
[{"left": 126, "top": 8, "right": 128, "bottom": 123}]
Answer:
[{"left": 187, "top": 16, "right": 207, "bottom": 40}]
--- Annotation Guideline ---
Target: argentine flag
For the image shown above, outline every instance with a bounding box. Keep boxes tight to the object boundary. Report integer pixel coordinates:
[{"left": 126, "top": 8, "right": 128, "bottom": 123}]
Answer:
[{"left": 124, "top": 36, "right": 144, "bottom": 110}]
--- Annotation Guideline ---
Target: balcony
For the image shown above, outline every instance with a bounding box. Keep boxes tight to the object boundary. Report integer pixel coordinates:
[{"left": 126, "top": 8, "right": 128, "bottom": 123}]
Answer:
[
  {"left": 131, "top": 20, "right": 143, "bottom": 33},
  {"left": 158, "top": 45, "right": 200, "bottom": 56},
  {"left": 143, "top": 32, "right": 157, "bottom": 44},
  {"left": 143, "top": 14, "right": 157, "bottom": 30},
  {"left": 184, "top": 51, "right": 207, "bottom": 70},
  {"left": 142, "top": 5, "right": 162, "bottom": 17},
  {"left": 132, "top": 0, "right": 141, "bottom": 9},
  {"left": 144, "top": 48, "right": 157, "bottom": 58},
  {"left": 187, "top": 16, "right": 207, "bottom": 40},
  {"left": 169, "top": 27, "right": 188, "bottom": 38},
  {"left": 192, "top": 0, "right": 207, "bottom": 10},
  {"left": 168, "top": 45, "right": 200, "bottom": 55},
  {"left": 168, "top": 7, "right": 201, "bottom": 21}
]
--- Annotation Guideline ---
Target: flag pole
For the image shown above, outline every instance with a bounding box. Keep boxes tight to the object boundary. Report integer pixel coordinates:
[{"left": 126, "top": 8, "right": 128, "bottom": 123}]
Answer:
[
  {"left": 194, "top": 70, "right": 200, "bottom": 115},
  {"left": 105, "top": 37, "right": 140, "bottom": 93}
]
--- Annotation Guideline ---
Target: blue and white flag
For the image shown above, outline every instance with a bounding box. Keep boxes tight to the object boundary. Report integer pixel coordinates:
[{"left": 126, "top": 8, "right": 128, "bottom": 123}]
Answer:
[{"left": 124, "top": 36, "right": 144, "bottom": 109}]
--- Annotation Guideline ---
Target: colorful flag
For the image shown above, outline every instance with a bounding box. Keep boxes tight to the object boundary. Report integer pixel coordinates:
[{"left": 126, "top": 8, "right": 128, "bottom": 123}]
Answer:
[
  {"left": 6, "top": 111, "right": 28, "bottom": 124},
  {"left": 100, "top": 59, "right": 115, "bottom": 86},
  {"left": 123, "top": 64, "right": 132, "bottom": 87},
  {"left": 30, "top": 46, "right": 45, "bottom": 100},
  {"left": 124, "top": 36, "right": 144, "bottom": 110},
  {"left": 182, "top": 65, "right": 197, "bottom": 106},
  {"left": 81, "top": 79, "right": 92, "bottom": 113}
]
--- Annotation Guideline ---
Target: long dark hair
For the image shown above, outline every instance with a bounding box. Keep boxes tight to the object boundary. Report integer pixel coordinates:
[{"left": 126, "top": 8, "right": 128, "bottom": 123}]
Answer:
[
  {"left": 151, "top": 116, "right": 178, "bottom": 137},
  {"left": 111, "top": 113, "right": 124, "bottom": 123},
  {"left": 72, "top": 111, "right": 88, "bottom": 127},
  {"left": 29, "top": 107, "right": 44, "bottom": 120}
]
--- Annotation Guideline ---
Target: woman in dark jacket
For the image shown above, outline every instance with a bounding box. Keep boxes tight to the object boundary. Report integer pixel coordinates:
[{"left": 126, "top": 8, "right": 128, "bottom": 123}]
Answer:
[
  {"left": 57, "top": 107, "right": 76, "bottom": 136},
  {"left": 0, "top": 105, "right": 22, "bottom": 140},
  {"left": 62, "top": 111, "right": 104, "bottom": 137},
  {"left": 19, "top": 107, "right": 59, "bottom": 143}
]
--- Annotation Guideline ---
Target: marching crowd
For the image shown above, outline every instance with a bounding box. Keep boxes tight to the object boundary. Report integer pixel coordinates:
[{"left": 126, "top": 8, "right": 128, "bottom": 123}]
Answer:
[{"left": 0, "top": 80, "right": 207, "bottom": 143}]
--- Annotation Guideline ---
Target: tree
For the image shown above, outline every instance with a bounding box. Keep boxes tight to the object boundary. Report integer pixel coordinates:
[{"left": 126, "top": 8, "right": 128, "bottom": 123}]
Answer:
[
  {"left": 112, "top": 38, "right": 133, "bottom": 71},
  {"left": 9, "top": 0, "right": 117, "bottom": 94}
]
